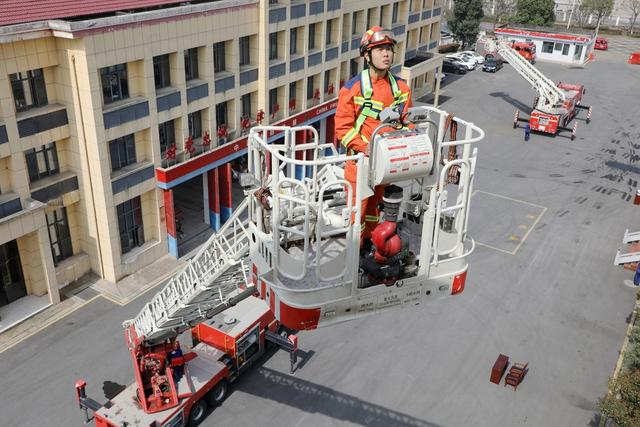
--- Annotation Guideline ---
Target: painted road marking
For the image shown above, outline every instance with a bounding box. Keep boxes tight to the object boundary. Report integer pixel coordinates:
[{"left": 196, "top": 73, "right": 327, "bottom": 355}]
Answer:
[{"left": 472, "top": 190, "right": 547, "bottom": 256}]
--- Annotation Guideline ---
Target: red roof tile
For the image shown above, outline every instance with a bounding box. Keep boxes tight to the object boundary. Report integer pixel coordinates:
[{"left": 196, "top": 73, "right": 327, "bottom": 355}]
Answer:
[{"left": 0, "top": 0, "right": 186, "bottom": 27}]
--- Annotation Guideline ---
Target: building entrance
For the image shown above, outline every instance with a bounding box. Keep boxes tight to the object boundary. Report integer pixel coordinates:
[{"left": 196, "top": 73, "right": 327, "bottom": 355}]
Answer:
[
  {"left": 173, "top": 174, "right": 211, "bottom": 256},
  {"left": 0, "top": 240, "right": 27, "bottom": 307}
]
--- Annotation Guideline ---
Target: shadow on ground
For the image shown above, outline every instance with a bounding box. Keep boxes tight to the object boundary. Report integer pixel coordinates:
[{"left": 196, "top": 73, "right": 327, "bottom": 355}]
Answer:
[
  {"left": 489, "top": 91, "right": 533, "bottom": 114},
  {"left": 235, "top": 365, "right": 441, "bottom": 427}
]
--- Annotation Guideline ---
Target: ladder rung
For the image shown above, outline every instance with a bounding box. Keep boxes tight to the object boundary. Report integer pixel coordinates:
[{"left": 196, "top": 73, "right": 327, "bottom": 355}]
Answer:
[{"left": 623, "top": 229, "right": 640, "bottom": 244}]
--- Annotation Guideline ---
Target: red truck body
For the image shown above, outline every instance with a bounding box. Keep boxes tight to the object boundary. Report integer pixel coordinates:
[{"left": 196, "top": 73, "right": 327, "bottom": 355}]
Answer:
[{"left": 529, "top": 83, "right": 585, "bottom": 135}]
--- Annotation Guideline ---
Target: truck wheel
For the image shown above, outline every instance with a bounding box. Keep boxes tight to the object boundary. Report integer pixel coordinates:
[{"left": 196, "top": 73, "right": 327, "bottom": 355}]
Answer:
[
  {"left": 188, "top": 399, "right": 208, "bottom": 426},
  {"left": 207, "top": 380, "right": 228, "bottom": 406}
]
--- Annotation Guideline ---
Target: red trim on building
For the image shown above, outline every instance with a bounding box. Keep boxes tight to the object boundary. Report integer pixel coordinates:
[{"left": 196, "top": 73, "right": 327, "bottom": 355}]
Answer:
[
  {"left": 495, "top": 28, "right": 591, "bottom": 43},
  {"left": 155, "top": 99, "right": 339, "bottom": 185},
  {"left": 163, "top": 189, "right": 176, "bottom": 238}
]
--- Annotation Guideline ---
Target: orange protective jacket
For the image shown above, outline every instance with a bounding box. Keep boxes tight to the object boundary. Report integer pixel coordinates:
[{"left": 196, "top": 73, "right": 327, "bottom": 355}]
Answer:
[{"left": 335, "top": 71, "right": 413, "bottom": 160}]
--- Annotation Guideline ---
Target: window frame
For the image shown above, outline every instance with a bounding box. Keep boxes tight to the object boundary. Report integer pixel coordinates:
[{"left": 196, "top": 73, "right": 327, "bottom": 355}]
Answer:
[
  {"left": 542, "top": 41, "right": 554, "bottom": 54},
  {"left": 100, "top": 64, "right": 129, "bottom": 105},
  {"left": 188, "top": 110, "right": 203, "bottom": 139},
  {"left": 269, "top": 32, "right": 278, "bottom": 60},
  {"left": 309, "top": 23, "right": 317, "bottom": 51},
  {"left": 10, "top": 69, "right": 48, "bottom": 112},
  {"left": 153, "top": 54, "right": 171, "bottom": 90},
  {"left": 214, "top": 42, "right": 226, "bottom": 72},
  {"left": 109, "top": 134, "right": 137, "bottom": 172},
  {"left": 46, "top": 207, "right": 73, "bottom": 266},
  {"left": 326, "top": 20, "right": 332, "bottom": 46},
  {"left": 239, "top": 37, "right": 250, "bottom": 67},
  {"left": 290, "top": 27, "right": 298, "bottom": 55},
  {"left": 184, "top": 48, "right": 199, "bottom": 81},
  {"left": 117, "top": 196, "right": 144, "bottom": 254},
  {"left": 216, "top": 102, "right": 228, "bottom": 128},
  {"left": 241, "top": 93, "right": 252, "bottom": 118},
  {"left": 392, "top": 2, "right": 399, "bottom": 24},
  {"left": 306, "top": 76, "right": 314, "bottom": 100},
  {"left": 158, "top": 120, "right": 176, "bottom": 157},
  {"left": 25, "top": 142, "right": 59, "bottom": 183}
]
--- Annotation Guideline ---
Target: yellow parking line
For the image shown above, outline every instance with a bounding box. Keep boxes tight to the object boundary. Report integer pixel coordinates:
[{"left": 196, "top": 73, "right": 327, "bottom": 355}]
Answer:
[{"left": 471, "top": 190, "right": 547, "bottom": 256}]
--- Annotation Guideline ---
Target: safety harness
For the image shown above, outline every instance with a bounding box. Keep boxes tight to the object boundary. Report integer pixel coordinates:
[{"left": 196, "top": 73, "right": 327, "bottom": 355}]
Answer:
[{"left": 341, "top": 69, "right": 409, "bottom": 151}]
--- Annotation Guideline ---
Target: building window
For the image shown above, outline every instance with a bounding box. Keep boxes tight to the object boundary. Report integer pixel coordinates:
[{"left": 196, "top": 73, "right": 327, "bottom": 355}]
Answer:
[
  {"left": 46, "top": 207, "right": 73, "bottom": 266},
  {"left": 184, "top": 48, "right": 199, "bottom": 81},
  {"left": 269, "top": 88, "right": 278, "bottom": 115},
  {"left": 351, "top": 12, "right": 358, "bottom": 35},
  {"left": 326, "top": 20, "right": 332, "bottom": 46},
  {"left": 562, "top": 43, "right": 570, "bottom": 55},
  {"left": 25, "top": 142, "right": 59, "bottom": 183},
  {"left": 239, "top": 37, "right": 250, "bottom": 67},
  {"left": 350, "top": 58, "right": 359, "bottom": 78},
  {"left": 241, "top": 93, "right": 252, "bottom": 117},
  {"left": 307, "top": 76, "right": 314, "bottom": 99},
  {"left": 269, "top": 32, "right": 278, "bottom": 60},
  {"left": 366, "top": 8, "right": 372, "bottom": 29},
  {"left": 0, "top": 240, "right": 26, "bottom": 307},
  {"left": 109, "top": 134, "right": 136, "bottom": 171},
  {"left": 188, "top": 110, "right": 202, "bottom": 138},
  {"left": 214, "top": 42, "right": 226, "bottom": 72},
  {"left": 159, "top": 120, "right": 175, "bottom": 157},
  {"left": 324, "top": 70, "right": 331, "bottom": 93},
  {"left": 100, "top": 64, "right": 129, "bottom": 104},
  {"left": 216, "top": 102, "right": 228, "bottom": 127},
  {"left": 289, "top": 81, "right": 297, "bottom": 101},
  {"left": 542, "top": 41, "right": 554, "bottom": 54},
  {"left": 309, "top": 23, "right": 316, "bottom": 50},
  {"left": 290, "top": 28, "right": 298, "bottom": 55},
  {"left": 153, "top": 54, "right": 171, "bottom": 90},
  {"left": 117, "top": 197, "right": 144, "bottom": 254},
  {"left": 392, "top": 2, "right": 399, "bottom": 24},
  {"left": 10, "top": 69, "right": 48, "bottom": 112}
]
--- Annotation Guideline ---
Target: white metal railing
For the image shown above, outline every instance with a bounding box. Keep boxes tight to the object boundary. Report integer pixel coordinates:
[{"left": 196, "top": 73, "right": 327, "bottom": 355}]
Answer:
[
  {"left": 248, "top": 126, "right": 364, "bottom": 288},
  {"left": 124, "top": 197, "right": 251, "bottom": 342}
]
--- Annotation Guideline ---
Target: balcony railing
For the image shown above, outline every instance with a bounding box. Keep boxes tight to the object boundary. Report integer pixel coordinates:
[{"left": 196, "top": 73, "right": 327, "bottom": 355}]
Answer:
[
  {"left": 17, "top": 105, "right": 68, "bottom": 138},
  {"left": 156, "top": 88, "right": 181, "bottom": 112},
  {"left": 30, "top": 173, "right": 79, "bottom": 203},
  {"left": 186, "top": 80, "right": 209, "bottom": 103},
  {"left": 103, "top": 98, "right": 149, "bottom": 129},
  {"left": 0, "top": 193, "right": 21, "bottom": 220},
  {"left": 111, "top": 162, "right": 155, "bottom": 194}
]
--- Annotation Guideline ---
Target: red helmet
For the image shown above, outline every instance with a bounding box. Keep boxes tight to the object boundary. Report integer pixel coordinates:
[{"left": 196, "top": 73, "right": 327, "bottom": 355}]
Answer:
[{"left": 360, "top": 26, "right": 397, "bottom": 56}]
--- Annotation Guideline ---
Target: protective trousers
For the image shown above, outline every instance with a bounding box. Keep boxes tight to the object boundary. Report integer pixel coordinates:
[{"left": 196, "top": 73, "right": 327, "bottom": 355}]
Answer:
[{"left": 345, "top": 161, "right": 385, "bottom": 244}]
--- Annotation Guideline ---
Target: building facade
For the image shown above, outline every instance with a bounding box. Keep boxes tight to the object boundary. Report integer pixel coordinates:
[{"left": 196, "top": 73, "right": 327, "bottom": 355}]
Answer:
[{"left": 0, "top": 0, "right": 443, "bottom": 324}]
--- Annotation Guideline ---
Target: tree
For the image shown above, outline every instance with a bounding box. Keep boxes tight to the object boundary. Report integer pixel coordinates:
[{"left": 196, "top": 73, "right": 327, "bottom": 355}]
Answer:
[
  {"left": 580, "top": 0, "right": 614, "bottom": 35},
  {"left": 514, "top": 0, "right": 555, "bottom": 26},
  {"left": 485, "top": 0, "right": 517, "bottom": 29},
  {"left": 448, "top": 0, "right": 484, "bottom": 48},
  {"left": 623, "top": 0, "right": 640, "bottom": 34},
  {"left": 598, "top": 369, "right": 640, "bottom": 427}
]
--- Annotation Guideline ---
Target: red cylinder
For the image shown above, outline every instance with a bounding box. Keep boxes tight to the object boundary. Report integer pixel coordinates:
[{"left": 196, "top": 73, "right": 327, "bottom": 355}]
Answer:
[{"left": 634, "top": 189, "right": 640, "bottom": 205}]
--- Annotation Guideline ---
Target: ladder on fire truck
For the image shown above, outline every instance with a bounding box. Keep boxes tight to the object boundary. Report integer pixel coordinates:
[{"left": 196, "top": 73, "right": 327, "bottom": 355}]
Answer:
[
  {"left": 123, "top": 199, "right": 252, "bottom": 344},
  {"left": 488, "top": 39, "right": 567, "bottom": 115}
]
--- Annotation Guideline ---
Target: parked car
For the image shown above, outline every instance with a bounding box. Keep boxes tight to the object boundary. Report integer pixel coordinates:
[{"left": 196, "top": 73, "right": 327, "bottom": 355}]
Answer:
[
  {"left": 594, "top": 37, "right": 608, "bottom": 50},
  {"left": 482, "top": 57, "right": 503, "bottom": 72},
  {"left": 446, "top": 54, "right": 476, "bottom": 70},
  {"left": 442, "top": 57, "right": 467, "bottom": 74},
  {"left": 460, "top": 50, "right": 485, "bottom": 64}
]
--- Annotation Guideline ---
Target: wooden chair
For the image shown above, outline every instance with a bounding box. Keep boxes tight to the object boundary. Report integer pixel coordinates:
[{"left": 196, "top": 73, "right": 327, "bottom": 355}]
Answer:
[{"left": 504, "top": 362, "right": 528, "bottom": 390}]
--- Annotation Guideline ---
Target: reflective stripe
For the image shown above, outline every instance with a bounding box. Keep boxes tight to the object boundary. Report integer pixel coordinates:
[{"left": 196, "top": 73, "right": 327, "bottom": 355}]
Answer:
[
  {"left": 341, "top": 69, "right": 409, "bottom": 149},
  {"left": 364, "top": 215, "right": 379, "bottom": 222}
]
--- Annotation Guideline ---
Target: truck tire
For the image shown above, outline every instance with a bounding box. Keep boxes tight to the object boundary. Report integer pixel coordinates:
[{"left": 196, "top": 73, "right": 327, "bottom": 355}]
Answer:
[
  {"left": 207, "top": 379, "right": 228, "bottom": 406},
  {"left": 188, "top": 399, "right": 208, "bottom": 426}
]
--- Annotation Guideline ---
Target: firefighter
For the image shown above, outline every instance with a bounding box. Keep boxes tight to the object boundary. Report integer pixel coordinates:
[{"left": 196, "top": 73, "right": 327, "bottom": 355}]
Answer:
[
  {"left": 335, "top": 26, "right": 413, "bottom": 248},
  {"left": 168, "top": 341, "right": 185, "bottom": 382}
]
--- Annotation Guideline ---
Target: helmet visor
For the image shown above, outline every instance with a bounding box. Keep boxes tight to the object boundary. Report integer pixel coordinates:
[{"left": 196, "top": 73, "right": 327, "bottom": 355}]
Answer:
[{"left": 369, "top": 30, "right": 397, "bottom": 45}]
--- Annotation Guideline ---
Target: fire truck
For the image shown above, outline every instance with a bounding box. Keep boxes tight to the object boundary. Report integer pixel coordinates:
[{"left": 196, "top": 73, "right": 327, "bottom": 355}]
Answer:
[
  {"left": 484, "top": 38, "right": 593, "bottom": 140},
  {"left": 75, "top": 106, "right": 484, "bottom": 426}
]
